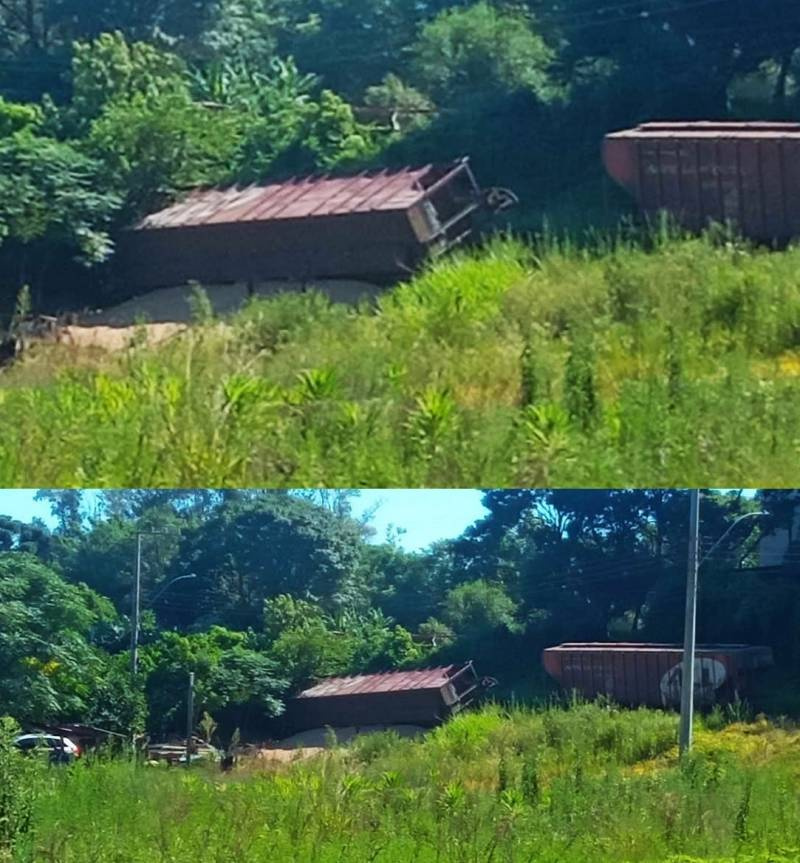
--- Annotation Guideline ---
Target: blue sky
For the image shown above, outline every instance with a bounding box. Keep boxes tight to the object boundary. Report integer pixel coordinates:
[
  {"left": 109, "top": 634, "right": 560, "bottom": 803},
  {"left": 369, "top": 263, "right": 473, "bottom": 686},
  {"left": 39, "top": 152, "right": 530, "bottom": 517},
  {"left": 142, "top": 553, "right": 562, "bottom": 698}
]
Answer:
[
  {"left": 0, "top": 489, "right": 488, "bottom": 551},
  {"left": 0, "top": 489, "right": 760, "bottom": 552}
]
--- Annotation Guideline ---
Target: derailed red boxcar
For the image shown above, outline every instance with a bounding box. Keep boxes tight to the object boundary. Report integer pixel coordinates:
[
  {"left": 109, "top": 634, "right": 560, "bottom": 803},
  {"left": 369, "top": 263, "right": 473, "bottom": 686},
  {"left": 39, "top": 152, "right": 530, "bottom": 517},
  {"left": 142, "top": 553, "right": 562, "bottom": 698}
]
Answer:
[
  {"left": 603, "top": 121, "right": 800, "bottom": 243},
  {"left": 285, "top": 663, "right": 496, "bottom": 731},
  {"left": 114, "top": 158, "right": 493, "bottom": 292},
  {"left": 542, "top": 642, "right": 773, "bottom": 708}
]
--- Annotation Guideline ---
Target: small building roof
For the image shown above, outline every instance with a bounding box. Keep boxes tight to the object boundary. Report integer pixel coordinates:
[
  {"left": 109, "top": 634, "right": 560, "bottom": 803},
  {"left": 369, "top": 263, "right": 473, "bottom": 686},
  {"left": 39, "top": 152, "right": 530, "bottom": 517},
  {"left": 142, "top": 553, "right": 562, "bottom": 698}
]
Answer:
[
  {"left": 295, "top": 665, "right": 468, "bottom": 699},
  {"left": 134, "top": 161, "right": 470, "bottom": 231}
]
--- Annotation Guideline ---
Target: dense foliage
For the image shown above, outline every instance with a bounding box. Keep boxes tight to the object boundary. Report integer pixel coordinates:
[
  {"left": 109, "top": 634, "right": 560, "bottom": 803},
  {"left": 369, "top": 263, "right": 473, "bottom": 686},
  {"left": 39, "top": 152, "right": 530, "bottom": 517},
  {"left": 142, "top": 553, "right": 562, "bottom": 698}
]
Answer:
[
  {"left": 0, "top": 0, "right": 800, "bottom": 305},
  {"left": 4, "top": 237, "right": 800, "bottom": 486},
  {"left": 0, "top": 487, "right": 798, "bottom": 741},
  {"left": 7, "top": 704, "right": 800, "bottom": 862}
]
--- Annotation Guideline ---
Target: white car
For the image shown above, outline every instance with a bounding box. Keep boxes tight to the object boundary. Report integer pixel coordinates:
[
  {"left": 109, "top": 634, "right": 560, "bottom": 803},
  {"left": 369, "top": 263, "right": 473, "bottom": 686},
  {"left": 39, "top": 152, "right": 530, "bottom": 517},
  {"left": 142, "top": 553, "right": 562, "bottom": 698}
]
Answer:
[{"left": 14, "top": 733, "right": 81, "bottom": 763}]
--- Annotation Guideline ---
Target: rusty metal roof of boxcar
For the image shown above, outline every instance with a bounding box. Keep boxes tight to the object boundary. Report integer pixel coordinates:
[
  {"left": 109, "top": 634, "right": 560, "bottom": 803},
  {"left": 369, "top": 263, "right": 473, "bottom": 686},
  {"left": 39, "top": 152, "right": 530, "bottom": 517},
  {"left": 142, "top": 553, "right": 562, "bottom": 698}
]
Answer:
[
  {"left": 134, "top": 163, "right": 461, "bottom": 231},
  {"left": 545, "top": 642, "right": 758, "bottom": 653},
  {"left": 607, "top": 121, "right": 800, "bottom": 140},
  {"left": 295, "top": 666, "right": 464, "bottom": 699}
]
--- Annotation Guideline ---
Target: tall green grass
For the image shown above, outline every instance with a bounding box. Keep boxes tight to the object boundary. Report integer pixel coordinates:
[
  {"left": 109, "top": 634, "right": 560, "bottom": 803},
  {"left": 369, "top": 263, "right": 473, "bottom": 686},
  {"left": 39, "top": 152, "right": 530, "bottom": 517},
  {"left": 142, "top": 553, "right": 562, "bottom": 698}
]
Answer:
[
  {"left": 12, "top": 704, "right": 800, "bottom": 863},
  {"left": 3, "top": 233, "right": 800, "bottom": 485}
]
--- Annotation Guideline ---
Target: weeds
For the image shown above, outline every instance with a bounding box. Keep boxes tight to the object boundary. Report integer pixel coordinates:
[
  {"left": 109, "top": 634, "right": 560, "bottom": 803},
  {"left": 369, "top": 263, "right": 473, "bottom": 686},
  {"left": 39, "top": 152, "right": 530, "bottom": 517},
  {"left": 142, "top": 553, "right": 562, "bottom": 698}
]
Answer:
[
  {"left": 0, "top": 717, "right": 43, "bottom": 861},
  {"left": 4, "top": 234, "right": 800, "bottom": 485},
  {"left": 15, "top": 703, "right": 800, "bottom": 863}
]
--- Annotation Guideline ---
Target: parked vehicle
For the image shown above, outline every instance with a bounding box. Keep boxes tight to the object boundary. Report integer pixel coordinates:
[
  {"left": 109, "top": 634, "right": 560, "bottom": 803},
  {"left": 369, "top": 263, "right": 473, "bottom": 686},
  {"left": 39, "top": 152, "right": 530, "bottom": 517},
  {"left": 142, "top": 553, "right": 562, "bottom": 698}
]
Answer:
[
  {"left": 14, "top": 733, "right": 81, "bottom": 764},
  {"left": 146, "top": 736, "right": 219, "bottom": 765}
]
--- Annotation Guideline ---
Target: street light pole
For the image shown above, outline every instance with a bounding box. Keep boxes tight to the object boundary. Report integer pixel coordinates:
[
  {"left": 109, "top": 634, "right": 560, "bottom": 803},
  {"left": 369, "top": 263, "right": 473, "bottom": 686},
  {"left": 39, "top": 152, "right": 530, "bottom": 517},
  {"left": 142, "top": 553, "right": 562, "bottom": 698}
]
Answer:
[
  {"left": 130, "top": 531, "right": 189, "bottom": 678},
  {"left": 150, "top": 574, "right": 197, "bottom": 605},
  {"left": 679, "top": 496, "right": 767, "bottom": 755},
  {"left": 679, "top": 489, "right": 700, "bottom": 755}
]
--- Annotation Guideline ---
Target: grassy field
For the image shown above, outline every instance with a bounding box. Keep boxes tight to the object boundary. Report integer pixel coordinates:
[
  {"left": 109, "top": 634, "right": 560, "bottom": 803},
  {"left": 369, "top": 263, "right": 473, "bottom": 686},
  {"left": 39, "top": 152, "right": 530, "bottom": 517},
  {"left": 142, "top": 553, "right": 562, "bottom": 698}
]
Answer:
[
  {"left": 3, "top": 231, "right": 800, "bottom": 486},
  {"left": 7, "top": 703, "right": 800, "bottom": 863}
]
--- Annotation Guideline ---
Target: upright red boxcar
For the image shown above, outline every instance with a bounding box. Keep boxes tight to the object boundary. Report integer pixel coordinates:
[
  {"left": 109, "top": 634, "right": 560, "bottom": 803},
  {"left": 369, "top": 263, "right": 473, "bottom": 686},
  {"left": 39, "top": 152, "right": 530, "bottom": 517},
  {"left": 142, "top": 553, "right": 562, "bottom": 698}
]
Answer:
[
  {"left": 604, "top": 122, "right": 800, "bottom": 243},
  {"left": 542, "top": 642, "right": 773, "bottom": 708}
]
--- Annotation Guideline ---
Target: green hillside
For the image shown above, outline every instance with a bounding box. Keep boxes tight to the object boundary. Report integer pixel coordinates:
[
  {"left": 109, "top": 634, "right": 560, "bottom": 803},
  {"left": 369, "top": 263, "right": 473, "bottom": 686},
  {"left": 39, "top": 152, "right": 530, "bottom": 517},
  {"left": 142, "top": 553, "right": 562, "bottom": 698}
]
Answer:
[{"left": 3, "top": 235, "right": 800, "bottom": 486}]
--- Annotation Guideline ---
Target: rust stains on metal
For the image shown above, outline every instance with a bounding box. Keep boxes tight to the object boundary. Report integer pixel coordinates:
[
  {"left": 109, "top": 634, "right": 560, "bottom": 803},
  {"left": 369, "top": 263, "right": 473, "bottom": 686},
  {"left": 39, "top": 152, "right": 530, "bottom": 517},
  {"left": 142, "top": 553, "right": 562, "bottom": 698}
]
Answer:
[
  {"left": 135, "top": 164, "right": 462, "bottom": 231},
  {"left": 116, "top": 159, "right": 491, "bottom": 290},
  {"left": 543, "top": 642, "right": 774, "bottom": 709},
  {"left": 286, "top": 662, "right": 496, "bottom": 731},
  {"left": 603, "top": 121, "right": 800, "bottom": 242},
  {"left": 296, "top": 665, "right": 468, "bottom": 699}
]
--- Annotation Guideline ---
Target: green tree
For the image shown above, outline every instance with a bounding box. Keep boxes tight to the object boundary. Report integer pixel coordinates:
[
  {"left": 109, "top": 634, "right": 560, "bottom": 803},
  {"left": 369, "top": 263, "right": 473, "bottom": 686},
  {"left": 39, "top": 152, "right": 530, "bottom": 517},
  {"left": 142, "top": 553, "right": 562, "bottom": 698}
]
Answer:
[
  {"left": 0, "top": 554, "right": 116, "bottom": 726},
  {"left": 263, "top": 594, "right": 326, "bottom": 641},
  {"left": 141, "top": 627, "right": 288, "bottom": 736},
  {"left": 236, "top": 86, "right": 377, "bottom": 179},
  {"left": 34, "top": 489, "right": 83, "bottom": 535},
  {"left": 441, "top": 579, "right": 519, "bottom": 639},
  {"left": 86, "top": 88, "right": 242, "bottom": 219},
  {"left": 276, "top": 0, "right": 435, "bottom": 97},
  {"left": 268, "top": 607, "right": 420, "bottom": 686},
  {"left": 69, "top": 32, "right": 187, "bottom": 126},
  {"left": 196, "top": 0, "right": 286, "bottom": 67},
  {"left": 411, "top": 3, "right": 555, "bottom": 103},
  {"left": 269, "top": 620, "right": 357, "bottom": 685},
  {"left": 85, "top": 656, "right": 147, "bottom": 734},
  {"left": 0, "top": 97, "right": 42, "bottom": 136},
  {"left": 0, "top": 130, "right": 120, "bottom": 285},
  {"left": 165, "top": 494, "right": 368, "bottom": 629},
  {"left": 0, "top": 516, "right": 52, "bottom": 557},
  {"left": 364, "top": 74, "right": 435, "bottom": 135}
]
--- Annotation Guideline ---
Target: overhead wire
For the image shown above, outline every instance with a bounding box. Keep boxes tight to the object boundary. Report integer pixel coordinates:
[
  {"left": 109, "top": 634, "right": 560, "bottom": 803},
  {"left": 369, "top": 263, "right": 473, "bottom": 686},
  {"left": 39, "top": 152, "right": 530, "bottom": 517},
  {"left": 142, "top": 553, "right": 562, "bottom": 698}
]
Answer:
[{"left": 142, "top": 542, "right": 771, "bottom": 620}]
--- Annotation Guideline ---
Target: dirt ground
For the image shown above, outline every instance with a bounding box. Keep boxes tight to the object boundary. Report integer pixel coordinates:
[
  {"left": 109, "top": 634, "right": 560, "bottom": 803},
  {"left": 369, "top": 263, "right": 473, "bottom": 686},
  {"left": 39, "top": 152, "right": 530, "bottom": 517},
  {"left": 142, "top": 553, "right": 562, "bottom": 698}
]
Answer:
[
  {"left": 252, "top": 747, "right": 326, "bottom": 764},
  {"left": 248, "top": 725, "right": 427, "bottom": 765},
  {"left": 57, "top": 322, "right": 187, "bottom": 351},
  {"left": 274, "top": 725, "right": 428, "bottom": 749},
  {"left": 79, "top": 280, "right": 383, "bottom": 328},
  {"left": 47, "top": 280, "right": 383, "bottom": 353}
]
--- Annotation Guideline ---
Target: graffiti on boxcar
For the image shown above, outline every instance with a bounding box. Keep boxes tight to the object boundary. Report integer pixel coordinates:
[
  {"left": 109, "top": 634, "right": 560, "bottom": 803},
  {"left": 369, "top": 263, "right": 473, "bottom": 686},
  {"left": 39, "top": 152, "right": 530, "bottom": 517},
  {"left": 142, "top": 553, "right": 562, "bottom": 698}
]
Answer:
[{"left": 659, "top": 658, "right": 727, "bottom": 708}]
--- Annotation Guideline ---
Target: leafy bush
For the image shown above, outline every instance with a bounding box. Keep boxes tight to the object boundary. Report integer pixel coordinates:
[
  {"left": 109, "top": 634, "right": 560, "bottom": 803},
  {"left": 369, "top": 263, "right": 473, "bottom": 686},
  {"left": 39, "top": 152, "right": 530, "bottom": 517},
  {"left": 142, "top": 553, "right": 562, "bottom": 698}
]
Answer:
[
  {"left": 0, "top": 716, "right": 42, "bottom": 857},
  {"left": 16, "top": 706, "right": 800, "bottom": 862},
  {"left": 4, "top": 236, "right": 800, "bottom": 486}
]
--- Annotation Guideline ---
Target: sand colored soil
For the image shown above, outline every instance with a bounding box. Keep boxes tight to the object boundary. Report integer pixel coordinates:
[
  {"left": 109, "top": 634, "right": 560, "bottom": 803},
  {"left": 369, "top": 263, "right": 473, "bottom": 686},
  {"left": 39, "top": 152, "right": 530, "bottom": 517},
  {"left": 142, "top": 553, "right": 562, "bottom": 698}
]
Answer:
[
  {"left": 21, "top": 279, "right": 383, "bottom": 353},
  {"left": 247, "top": 725, "right": 427, "bottom": 765},
  {"left": 274, "top": 725, "right": 428, "bottom": 749},
  {"left": 79, "top": 280, "right": 383, "bottom": 328},
  {"left": 58, "top": 323, "right": 187, "bottom": 351},
  {"left": 253, "top": 747, "right": 326, "bottom": 764}
]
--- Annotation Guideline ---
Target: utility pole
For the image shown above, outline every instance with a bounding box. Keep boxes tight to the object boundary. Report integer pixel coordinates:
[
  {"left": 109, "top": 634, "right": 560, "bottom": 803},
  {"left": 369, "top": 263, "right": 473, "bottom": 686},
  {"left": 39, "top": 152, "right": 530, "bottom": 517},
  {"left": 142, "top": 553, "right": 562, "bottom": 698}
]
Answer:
[
  {"left": 130, "top": 532, "right": 143, "bottom": 677},
  {"left": 679, "top": 497, "right": 766, "bottom": 755},
  {"left": 185, "top": 672, "right": 195, "bottom": 769},
  {"left": 679, "top": 488, "right": 701, "bottom": 756},
  {"left": 131, "top": 531, "right": 189, "bottom": 678}
]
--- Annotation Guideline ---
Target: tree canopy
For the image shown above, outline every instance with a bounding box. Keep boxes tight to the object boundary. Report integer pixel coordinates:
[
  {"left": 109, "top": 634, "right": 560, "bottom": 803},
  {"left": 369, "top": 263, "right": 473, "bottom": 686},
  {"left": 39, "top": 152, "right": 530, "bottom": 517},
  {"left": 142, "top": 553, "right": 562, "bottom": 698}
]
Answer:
[
  {"left": 1, "top": 488, "right": 798, "bottom": 741},
  {"left": 1, "top": 0, "right": 799, "bottom": 306}
]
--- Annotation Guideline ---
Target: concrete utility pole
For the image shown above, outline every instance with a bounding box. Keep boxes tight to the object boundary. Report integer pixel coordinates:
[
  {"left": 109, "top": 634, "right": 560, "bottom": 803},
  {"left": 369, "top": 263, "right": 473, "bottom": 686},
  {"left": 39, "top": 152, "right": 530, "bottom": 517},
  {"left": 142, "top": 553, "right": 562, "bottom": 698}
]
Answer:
[
  {"left": 130, "top": 533, "right": 144, "bottom": 677},
  {"left": 679, "top": 495, "right": 766, "bottom": 755},
  {"left": 185, "top": 672, "right": 195, "bottom": 769},
  {"left": 130, "top": 531, "right": 192, "bottom": 678},
  {"left": 679, "top": 489, "right": 701, "bottom": 756}
]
